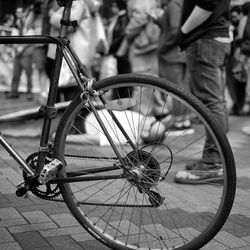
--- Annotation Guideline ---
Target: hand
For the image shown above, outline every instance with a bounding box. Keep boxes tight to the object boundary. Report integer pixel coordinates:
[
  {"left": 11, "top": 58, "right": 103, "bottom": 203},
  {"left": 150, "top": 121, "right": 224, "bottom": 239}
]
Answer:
[{"left": 175, "top": 28, "right": 186, "bottom": 46}]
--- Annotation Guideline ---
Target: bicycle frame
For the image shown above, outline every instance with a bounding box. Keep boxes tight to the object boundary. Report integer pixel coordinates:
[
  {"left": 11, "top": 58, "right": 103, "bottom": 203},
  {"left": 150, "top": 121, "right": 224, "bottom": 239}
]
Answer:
[
  {"left": 0, "top": 0, "right": 77, "bottom": 178},
  {"left": 0, "top": 0, "right": 135, "bottom": 182}
]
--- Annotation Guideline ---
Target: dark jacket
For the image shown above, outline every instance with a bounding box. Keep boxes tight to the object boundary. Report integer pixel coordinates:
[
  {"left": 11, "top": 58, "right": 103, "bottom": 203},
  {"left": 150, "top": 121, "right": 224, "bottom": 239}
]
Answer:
[
  {"left": 243, "top": 13, "right": 250, "bottom": 41},
  {"left": 177, "top": 0, "right": 230, "bottom": 49},
  {"left": 108, "top": 10, "right": 129, "bottom": 54}
]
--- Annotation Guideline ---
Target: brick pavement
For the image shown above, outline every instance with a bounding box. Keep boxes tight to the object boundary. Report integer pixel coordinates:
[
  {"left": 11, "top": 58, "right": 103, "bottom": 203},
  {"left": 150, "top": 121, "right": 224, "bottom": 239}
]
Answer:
[{"left": 0, "top": 95, "right": 250, "bottom": 249}]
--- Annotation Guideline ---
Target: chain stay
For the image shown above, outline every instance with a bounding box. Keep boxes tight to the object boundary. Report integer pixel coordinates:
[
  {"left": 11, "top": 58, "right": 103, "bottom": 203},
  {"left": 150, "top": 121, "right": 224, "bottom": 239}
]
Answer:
[{"left": 37, "top": 154, "right": 154, "bottom": 207}]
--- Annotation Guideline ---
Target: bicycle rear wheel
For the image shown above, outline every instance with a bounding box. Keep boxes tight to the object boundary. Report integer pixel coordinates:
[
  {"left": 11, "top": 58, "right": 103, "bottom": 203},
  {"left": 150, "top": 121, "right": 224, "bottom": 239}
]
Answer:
[{"left": 53, "top": 74, "right": 236, "bottom": 250}]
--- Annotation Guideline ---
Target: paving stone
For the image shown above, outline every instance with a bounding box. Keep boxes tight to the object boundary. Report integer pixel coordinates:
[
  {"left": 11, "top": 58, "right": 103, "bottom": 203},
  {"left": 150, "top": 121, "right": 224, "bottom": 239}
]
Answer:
[
  {"left": 0, "top": 242, "right": 22, "bottom": 250},
  {"left": 22, "top": 210, "right": 52, "bottom": 224},
  {"left": 242, "top": 236, "right": 250, "bottom": 243},
  {"left": 47, "top": 235, "right": 83, "bottom": 250},
  {"left": 233, "top": 247, "right": 250, "bottom": 250},
  {"left": 200, "top": 240, "right": 228, "bottom": 250},
  {"left": 214, "top": 231, "right": 249, "bottom": 248},
  {"left": 0, "top": 228, "right": 15, "bottom": 243},
  {"left": 5, "top": 193, "right": 35, "bottom": 207},
  {"left": 9, "top": 222, "right": 58, "bottom": 234},
  {"left": 0, "top": 218, "right": 27, "bottom": 228},
  {"left": 28, "top": 196, "right": 62, "bottom": 205},
  {"left": 222, "top": 214, "right": 250, "bottom": 237},
  {"left": 14, "top": 231, "right": 50, "bottom": 249},
  {"left": 78, "top": 239, "right": 111, "bottom": 250},
  {"left": 40, "top": 226, "right": 85, "bottom": 237},
  {"left": 0, "top": 150, "right": 13, "bottom": 161},
  {"left": 0, "top": 168, "right": 23, "bottom": 186},
  {"left": 0, "top": 178, "right": 17, "bottom": 194},
  {"left": 42, "top": 206, "right": 69, "bottom": 216},
  {"left": 0, "top": 207, "right": 22, "bottom": 220},
  {"left": 17, "top": 203, "right": 62, "bottom": 213},
  {"left": 71, "top": 232, "right": 95, "bottom": 242},
  {"left": 0, "top": 193, "right": 10, "bottom": 207},
  {"left": 50, "top": 213, "right": 79, "bottom": 227}
]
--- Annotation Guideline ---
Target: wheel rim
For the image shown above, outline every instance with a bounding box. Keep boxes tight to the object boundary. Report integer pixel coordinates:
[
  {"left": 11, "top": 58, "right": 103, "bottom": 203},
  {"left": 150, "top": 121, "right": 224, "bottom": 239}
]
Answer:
[{"left": 55, "top": 77, "right": 236, "bottom": 250}]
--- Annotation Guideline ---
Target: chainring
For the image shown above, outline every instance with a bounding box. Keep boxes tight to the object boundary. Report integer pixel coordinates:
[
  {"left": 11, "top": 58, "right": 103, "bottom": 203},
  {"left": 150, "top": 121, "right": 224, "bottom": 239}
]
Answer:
[{"left": 23, "top": 152, "right": 61, "bottom": 200}]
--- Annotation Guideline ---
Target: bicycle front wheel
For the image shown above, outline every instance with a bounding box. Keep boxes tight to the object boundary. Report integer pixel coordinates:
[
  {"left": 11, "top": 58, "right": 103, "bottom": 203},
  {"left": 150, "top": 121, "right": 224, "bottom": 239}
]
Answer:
[{"left": 53, "top": 74, "right": 236, "bottom": 250}]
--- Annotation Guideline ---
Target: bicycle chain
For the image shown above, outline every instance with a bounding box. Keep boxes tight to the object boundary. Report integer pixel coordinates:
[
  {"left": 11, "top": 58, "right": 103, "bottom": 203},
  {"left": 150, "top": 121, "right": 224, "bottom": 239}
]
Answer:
[{"left": 34, "top": 154, "right": 154, "bottom": 208}]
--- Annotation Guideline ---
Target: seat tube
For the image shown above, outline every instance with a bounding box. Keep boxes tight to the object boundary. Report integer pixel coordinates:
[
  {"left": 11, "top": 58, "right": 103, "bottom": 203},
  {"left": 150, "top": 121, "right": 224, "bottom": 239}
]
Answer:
[{"left": 37, "top": 0, "right": 73, "bottom": 173}]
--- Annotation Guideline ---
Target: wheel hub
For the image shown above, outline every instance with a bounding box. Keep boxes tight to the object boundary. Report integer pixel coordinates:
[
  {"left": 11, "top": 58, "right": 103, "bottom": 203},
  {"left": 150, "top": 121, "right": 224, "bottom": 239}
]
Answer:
[{"left": 125, "top": 150, "right": 161, "bottom": 189}]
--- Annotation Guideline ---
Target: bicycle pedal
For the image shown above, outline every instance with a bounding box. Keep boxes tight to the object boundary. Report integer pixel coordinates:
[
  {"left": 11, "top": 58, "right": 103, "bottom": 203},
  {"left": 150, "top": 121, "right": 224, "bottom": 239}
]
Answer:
[
  {"left": 38, "top": 159, "right": 62, "bottom": 185},
  {"left": 16, "top": 181, "right": 25, "bottom": 189}
]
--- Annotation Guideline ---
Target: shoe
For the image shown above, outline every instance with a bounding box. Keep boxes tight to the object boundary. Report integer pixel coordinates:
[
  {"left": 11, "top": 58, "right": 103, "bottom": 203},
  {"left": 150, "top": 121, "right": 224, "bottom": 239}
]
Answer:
[
  {"left": 175, "top": 119, "right": 191, "bottom": 129},
  {"left": 175, "top": 168, "right": 223, "bottom": 184},
  {"left": 166, "top": 127, "right": 195, "bottom": 137},
  {"left": 5, "top": 92, "right": 19, "bottom": 99},
  {"left": 26, "top": 93, "right": 33, "bottom": 101},
  {"left": 185, "top": 159, "right": 222, "bottom": 171},
  {"left": 162, "top": 116, "right": 195, "bottom": 136}
]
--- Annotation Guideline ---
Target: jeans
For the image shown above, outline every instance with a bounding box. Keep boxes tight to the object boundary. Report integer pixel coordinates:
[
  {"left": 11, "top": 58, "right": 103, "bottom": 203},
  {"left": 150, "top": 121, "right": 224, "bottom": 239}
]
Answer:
[
  {"left": 186, "top": 38, "right": 230, "bottom": 161},
  {"left": 159, "top": 61, "right": 189, "bottom": 116}
]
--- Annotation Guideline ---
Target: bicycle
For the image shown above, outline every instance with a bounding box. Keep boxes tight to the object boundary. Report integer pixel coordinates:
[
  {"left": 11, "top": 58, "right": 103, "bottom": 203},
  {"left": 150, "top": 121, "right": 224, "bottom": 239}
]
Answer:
[{"left": 0, "top": 0, "right": 236, "bottom": 249}]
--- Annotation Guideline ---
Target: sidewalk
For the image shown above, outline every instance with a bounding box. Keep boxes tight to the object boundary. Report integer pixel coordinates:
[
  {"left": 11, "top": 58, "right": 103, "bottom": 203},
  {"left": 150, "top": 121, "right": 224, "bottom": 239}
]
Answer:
[{"left": 0, "top": 94, "right": 250, "bottom": 249}]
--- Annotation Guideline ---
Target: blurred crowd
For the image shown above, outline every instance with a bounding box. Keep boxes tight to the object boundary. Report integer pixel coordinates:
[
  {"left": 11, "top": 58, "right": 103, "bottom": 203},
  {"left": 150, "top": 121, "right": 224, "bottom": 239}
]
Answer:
[{"left": 0, "top": 0, "right": 250, "bottom": 119}]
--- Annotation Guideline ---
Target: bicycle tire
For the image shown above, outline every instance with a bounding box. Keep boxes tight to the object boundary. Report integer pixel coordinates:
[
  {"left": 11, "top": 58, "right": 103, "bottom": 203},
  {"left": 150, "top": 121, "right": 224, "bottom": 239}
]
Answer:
[{"left": 53, "top": 74, "right": 236, "bottom": 250}]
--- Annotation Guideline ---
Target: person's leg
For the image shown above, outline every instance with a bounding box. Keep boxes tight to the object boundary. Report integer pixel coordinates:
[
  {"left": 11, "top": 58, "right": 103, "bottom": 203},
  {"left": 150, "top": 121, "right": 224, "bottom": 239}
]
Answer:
[
  {"left": 33, "top": 47, "right": 49, "bottom": 102},
  {"left": 159, "top": 61, "right": 189, "bottom": 116},
  {"left": 186, "top": 39, "right": 230, "bottom": 162},
  {"left": 243, "top": 57, "right": 250, "bottom": 113},
  {"left": 8, "top": 56, "right": 22, "bottom": 97},
  {"left": 225, "top": 55, "right": 239, "bottom": 114},
  {"left": 21, "top": 55, "right": 33, "bottom": 95},
  {"left": 113, "top": 55, "right": 132, "bottom": 99},
  {"left": 132, "top": 52, "right": 169, "bottom": 117}
]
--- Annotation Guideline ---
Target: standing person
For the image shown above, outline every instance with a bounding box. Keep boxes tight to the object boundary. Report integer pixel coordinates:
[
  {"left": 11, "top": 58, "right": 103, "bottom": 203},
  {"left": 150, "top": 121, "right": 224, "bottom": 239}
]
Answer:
[
  {"left": 174, "top": 0, "right": 231, "bottom": 184},
  {"left": 0, "top": 14, "right": 15, "bottom": 86},
  {"left": 226, "top": 6, "right": 245, "bottom": 116},
  {"left": 107, "top": 0, "right": 130, "bottom": 75},
  {"left": 6, "top": 6, "right": 34, "bottom": 100},
  {"left": 125, "top": 0, "right": 169, "bottom": 119},
  {"left": 237, "top": 2, "right": 250, "bottom": 115},
  {"left": 106, "top": 0, "right": 131, "bottom": 98},
  {"left": 25, "top": 0, "right": 48, "bottom": 101},
  {"left": 45, "top": 0, "right": 90, "bottom": 103},
  {"left": 157, "top": 0, "right": 192, "bottom": 131},
  {"left": 126, "top": 0, "right": 159, "bottom": 77}
]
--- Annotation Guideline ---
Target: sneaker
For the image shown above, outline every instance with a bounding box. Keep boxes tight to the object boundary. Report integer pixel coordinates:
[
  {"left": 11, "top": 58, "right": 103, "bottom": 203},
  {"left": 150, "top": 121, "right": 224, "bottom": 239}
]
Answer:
[
  {"left": 185, "top": 159, "right": 222, "bottom": 171},
  {"left": 175, "top": 168, "right": 223, "bottom": 184},
  {"left": 5, "top": 92, "right": 19, "bottom": 99},
  {"left": 161, "top": 115, "right": 195, "bottom": 136},
  {"left": 175, "top": 119, "right": 191, "bottom": 129},
  {"left": 166, "top": 127, "right": 195, "bottom": 137}
]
